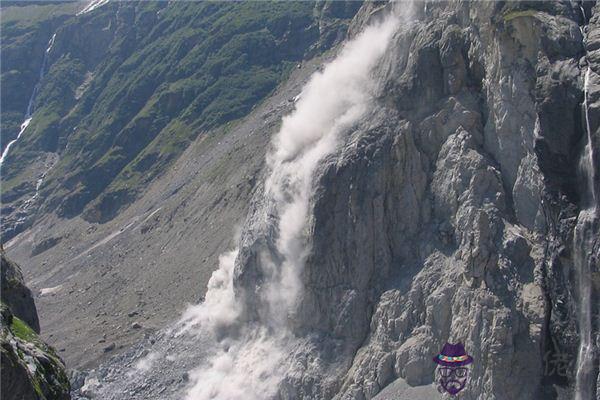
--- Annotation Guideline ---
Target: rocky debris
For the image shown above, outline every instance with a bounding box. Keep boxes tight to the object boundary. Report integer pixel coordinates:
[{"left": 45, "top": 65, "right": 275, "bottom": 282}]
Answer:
[
  {"left": 31, "top": 235, "right": 63, "bottom": 256},
  {"left": 1, "top": 250, "right": 40, "bottom": 332},
  {"left": 103, "top": 343, "right": 115, "bottom": 353},
  {"left": 70, "top": 330, "right": 204, "bottom": 400},
  {"left": 79, "top": 377, "right": 100, "bottom": 398},
  {"left": 70, "top": 369, "right": 87, "bottom": 392},
  {"left": 131, "top": 322, "right": 142, "bottom": 330}
]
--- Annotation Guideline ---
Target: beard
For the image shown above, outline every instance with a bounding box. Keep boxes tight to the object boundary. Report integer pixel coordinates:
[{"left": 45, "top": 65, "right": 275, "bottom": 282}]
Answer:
[{"left": 441, "top": 378, "right": 466, "bottom": 395}]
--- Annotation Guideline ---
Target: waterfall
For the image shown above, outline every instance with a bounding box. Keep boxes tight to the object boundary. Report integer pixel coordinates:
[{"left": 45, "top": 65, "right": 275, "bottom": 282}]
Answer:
[
  {"left": 574, "top": 212, "right": 596, "bottom": 400},
  {"left": 574, "top": 55, "right": 598, "bottom": 400},
  {"left": 77, "top": 0, "right": 110, "bottom": 15},
  {"left": 580, "top": 67, "right": 597, "bottom": 208},
  {"left": 175, "top": 11, "right": 399, "bottom": 400},
  {"left": 0, "top": 33, "right": 56, "bottom": 168}
]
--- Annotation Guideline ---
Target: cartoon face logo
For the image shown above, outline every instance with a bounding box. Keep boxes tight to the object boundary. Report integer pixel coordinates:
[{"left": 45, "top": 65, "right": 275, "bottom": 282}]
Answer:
[{"left": 433, "top": 342, "right": 473, "bottom": 396}]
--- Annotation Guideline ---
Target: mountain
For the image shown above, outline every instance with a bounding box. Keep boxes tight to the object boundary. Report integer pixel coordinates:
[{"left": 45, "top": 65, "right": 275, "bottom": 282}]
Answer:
[
  {"left": 1, "top": 0, "right": 362, "bottom": 370},
  {"left": 2, "top": 1, "right": 599, "bottom": 400},
  {"left": 1, "top": 0, "right": 360, "bottom": 237}
]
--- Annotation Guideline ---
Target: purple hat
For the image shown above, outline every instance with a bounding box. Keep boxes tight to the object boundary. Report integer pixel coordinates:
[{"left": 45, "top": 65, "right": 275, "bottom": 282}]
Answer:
[{"left": 433, "top": 342, "right": 474, "bottom": 367}]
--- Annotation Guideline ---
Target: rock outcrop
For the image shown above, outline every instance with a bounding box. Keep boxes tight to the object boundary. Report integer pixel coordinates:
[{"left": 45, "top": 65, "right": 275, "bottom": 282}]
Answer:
[
  {"left": 1, "top": 252, "right": 70, "bottom": 400},
  {"left": 230, "top": 1, "right": 599, "bottom": 399},
  {"left": 1, "top": 251, "right": 40, "bottom": 333}
]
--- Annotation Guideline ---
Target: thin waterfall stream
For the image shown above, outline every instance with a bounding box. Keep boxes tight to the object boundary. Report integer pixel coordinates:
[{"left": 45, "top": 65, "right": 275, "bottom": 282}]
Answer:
[
  {"left": 575, "top": 8, "right": 598, "bottom": 398},
  {"left": 0, "top": 33, "right": 56, "bottom": 167}
]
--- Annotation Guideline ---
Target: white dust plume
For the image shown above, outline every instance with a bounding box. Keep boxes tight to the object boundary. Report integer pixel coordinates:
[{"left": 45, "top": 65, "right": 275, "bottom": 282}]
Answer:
[{"left": 178, "top": 12, "right": 399, "bottom": 400}]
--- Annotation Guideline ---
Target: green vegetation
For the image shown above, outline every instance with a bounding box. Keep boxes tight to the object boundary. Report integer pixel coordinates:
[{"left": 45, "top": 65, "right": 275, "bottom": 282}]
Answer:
[
  {"left": 0, "top": 1, "right": 78, "bottom": 149},
  {"left": 503, "top": 9, "right": 541, "bottom": 22},
  {"left": 9, "top": 315, "right": 38, "bottom": 342},
  {"left": 1, "top": 2, "right": 78, "bottom": 26},
  {"left": 1, "top": 302, "right": 70, "bottom": 399},
  {"left": 1, "top": 1, "right": 360, "bottom": 224}
]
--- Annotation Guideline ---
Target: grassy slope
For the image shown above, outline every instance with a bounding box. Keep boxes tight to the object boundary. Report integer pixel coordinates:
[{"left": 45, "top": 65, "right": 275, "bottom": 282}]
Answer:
[
  {"left": 1, "top": 1, "right": 358, "bottom": 224},
  {"left": 0, "top": 1, "right": 79, "bottom": 149},
  {"left": 1, "top": 302, "right": 70, "bottom": 398}
]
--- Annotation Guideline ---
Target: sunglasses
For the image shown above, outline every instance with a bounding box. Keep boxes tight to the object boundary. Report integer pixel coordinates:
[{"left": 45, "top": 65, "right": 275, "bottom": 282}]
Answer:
[{"left": 438, "top": 367, "right": 468, "bottom": 378}]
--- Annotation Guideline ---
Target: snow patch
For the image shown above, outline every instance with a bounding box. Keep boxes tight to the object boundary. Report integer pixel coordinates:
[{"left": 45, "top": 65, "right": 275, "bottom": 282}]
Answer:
[{"left": 40, "top": 285, "right": 63, "bottom": 296}]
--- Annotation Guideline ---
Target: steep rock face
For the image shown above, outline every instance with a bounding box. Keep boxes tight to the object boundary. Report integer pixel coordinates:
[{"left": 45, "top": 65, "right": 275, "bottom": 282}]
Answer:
[
  {"left": 0, "top": 253, "right": 70, "bottom": 400},
  {"left": 230, "top": 1, "right": 599, "bottom": 399},
  {"left": 4, "top": 2, "right": 599, "bottom": 399},
  {"left": 1, "top": 251, "right": 40, "bottom": 333}
]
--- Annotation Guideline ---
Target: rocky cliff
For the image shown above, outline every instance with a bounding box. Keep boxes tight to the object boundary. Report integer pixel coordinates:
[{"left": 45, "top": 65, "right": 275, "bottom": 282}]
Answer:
[
  {"left": 1, "top": 251, "right": 40, "bottom": 333},
  {"left": 1, "top": 252, "right": 70, "bottom": 400},
  {"left": 211, "top": 1, "right": 600, "bottom": 399},
  {"left": 264, "top": 1, "right": 599, "bottom": 398}
]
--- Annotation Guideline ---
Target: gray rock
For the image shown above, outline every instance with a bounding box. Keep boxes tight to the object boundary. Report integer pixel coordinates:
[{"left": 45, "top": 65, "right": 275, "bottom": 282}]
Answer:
[
  {"left": 230, "top": 2, "right": 599, "bottom": 399},
  {"left": 1, "top": 291, "right": 70, "bottom": 400},
  {"left": 103, "top": 343, "right": 116, "bottom": 353},
  {"left": 70, "top": 369, "right": 87, "bottom": 391},
  {"left": 1, "top": 251, "right": 40, "bottom": 332},
  {"left": 6, "top": 2, "right": 600, "bottom": 400}
]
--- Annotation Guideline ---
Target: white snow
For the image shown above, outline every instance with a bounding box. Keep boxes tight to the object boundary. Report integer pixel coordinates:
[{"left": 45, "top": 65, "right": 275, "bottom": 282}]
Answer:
[{"left": 40, "top": 285, "right": 63, "bottom": 296}]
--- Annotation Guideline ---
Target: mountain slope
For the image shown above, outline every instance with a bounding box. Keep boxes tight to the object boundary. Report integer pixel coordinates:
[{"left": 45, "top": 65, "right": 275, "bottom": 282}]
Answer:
[
  {"left": 1, "top": 0, "right": 360, "bottom": 239},
  {"left": 2, "top": 1, "right": 361, "bottom": 370},
  {"left": 79, "top": 1, "right": 598, "bottom": 399}
]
